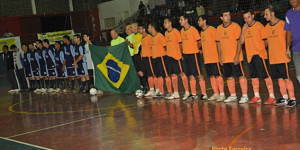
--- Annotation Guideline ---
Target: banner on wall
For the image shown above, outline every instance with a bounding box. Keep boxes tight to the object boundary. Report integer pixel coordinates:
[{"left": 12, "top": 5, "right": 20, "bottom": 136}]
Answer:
[
  {"left": 0, "top": 36, "right": 21, "bottom": 52},
  {"left": 37, "top": 30, "right": 75, "bottom": 45}
]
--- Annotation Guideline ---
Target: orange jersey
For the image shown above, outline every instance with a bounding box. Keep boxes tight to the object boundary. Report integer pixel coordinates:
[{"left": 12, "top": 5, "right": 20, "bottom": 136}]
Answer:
[
  {"left": 180, "top": 26, "right": 201, "bottom": 54},
  {"left": 165, "top": 28, "right": 182, "bottom": 60},
  {"left": 141, "top": 34, "right": 152, "bottom": 57},
  {"left": 216, "top": 22, "right": 243, "bottom": 63},
  {"left": 265, "top": 20, "right": 290, "bottom": 64},
  {"left": 151, "top": 32, "right": 166, "bottom": 58},
  {"left": 244, "top": 21, "right": 268, "bottom": 62},
  {"left": 201, "top": 26, "right": 219, "bottom": 64}
]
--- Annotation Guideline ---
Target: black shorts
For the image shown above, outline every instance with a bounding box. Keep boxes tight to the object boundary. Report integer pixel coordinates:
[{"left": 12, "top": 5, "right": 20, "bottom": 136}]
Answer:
[
  {"left": 132, "top": 54, "right": 143, "bottom": 72},
  {"left": 142, "top": 57, "right": 154, "bottom": 77},
  {"left": 270, "top": 63, "right": 290, "bottom": 79},
  {"left": 165, "top": 56, "right": 184, "bottom": 75},
  {"left": 56, "top": 65, "right": 65, "bottom": 78},
  {"left": 88, "top": 69, "right": 94, "bottom": 78},
  {"left": 182, "top": 53, "right": 203, "bottom": 77},
  {"left": 152, "top": 56, "right": 168, "bottom": 78},
  {"left": 223, "top": 62, "right": 245, "bottom": 78},
  {"left": 67, "top": 67, "right": 77, "bottom": 77},
  {"left": 25, "top": 68, "right": 32, "bottom": 78},
  {"left": 205, "top": 63, "right": 223, "bottom": 77},
  {"left": 40, "top": 64, "right": 48, "bottom": 76},
  {"left": 77, "top": 62, "right": 88, "bottom": 76},
  {"left": 33, "top": 70, "right": 40, "bottom": 77},
  {"left": 248, "top": 55, "right": 270, "bottom": 79},
  {"left": 47, "top": 68, "right": 57, "bottom": 77}
]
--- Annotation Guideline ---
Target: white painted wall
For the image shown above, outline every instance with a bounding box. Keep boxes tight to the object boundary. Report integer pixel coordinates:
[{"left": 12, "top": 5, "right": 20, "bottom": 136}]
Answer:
[{"left": 98, "top": 0, "right": 165, "bottom": 30}]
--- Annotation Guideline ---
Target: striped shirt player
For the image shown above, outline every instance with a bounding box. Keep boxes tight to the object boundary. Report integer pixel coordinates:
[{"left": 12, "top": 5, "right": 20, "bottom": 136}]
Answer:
[
  {"left": 64, "top": 42, "right": 77, "bottom": 77},
  {"left": 74, "top": 43, "right": 88, "bottom": 76}
]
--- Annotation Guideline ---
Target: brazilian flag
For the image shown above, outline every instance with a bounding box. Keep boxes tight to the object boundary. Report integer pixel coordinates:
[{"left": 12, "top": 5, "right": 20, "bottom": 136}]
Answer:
[{"left": 89, "top": 43, "right": 140, "bottom": 94}]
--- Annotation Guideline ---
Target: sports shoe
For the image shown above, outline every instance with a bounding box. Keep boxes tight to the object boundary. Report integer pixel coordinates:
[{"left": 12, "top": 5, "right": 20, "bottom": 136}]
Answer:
[
  {"left": 144, "top": 90, "right": 155, "bottom": 97},
  {"left": 154, "top": 93, "right": 165, "bottom": 99},
  {"left": 274, "top": 98, "right": 288, "bottom": 106},
  {"left": 8, "top": 89, "right": 15, "bottom": 93},
  {"left": 165, "top": 93, "right": 174, "bottom": 100},
  {"left": 182, "top": 92, "right": 190, "bottom": 100},
  {"left": 249, "top": 97, "right": 261, "bottom": 104},
  {"left": 172, "top": 92, "right": 180, "bottom": 99},
  {"left": 153, "top": 89, "right": 160, "bottom": 97},
  {"left": 34, "top": 88, "right": 41, "bottom": 93},
  {"left": 48, "top": 88, "right": 55, "bottom": 93},
  {"left": 264, "top": 97, "right": 276, "bottom": 105},
  {"left": 55, "top": 88, "right": 61, "bottom": 92},
  {"left": 63, "top": 89, "right": 69, "bottom": 93},
  {"left": 208, "top": 94, "right": 219, "bottom": 101},
  {"left": 199, "top": 94, "right": 207, "bottom": 100},
  {"left": 40, "top": 88, "right": 47, "bottom": 93},
  {"left": 187, "top": 94, "right": 198, "bottom": 100},
  {"left": 286, "top": 99, "right": 296, "bottom": 108},
  {"left": 97, "top": 90, "right": 103, "bottom": 95},
  {"left": 224, "top": 96, "right": 237, "bottom": 103},
  {"left": 239, "top": 96, "right": 249, "bottom": 104},
  {"left": 216, "top": 95, "right": 226, "bottom": 102}
]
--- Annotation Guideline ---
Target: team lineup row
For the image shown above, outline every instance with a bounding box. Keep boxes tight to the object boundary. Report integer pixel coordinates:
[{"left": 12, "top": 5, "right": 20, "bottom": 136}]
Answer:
[
  {"left": 128, "top": 6, "right": 296, "bottom": 107},
  {"left": 4, "top": 33, "right": 96, "bottom": 94}
]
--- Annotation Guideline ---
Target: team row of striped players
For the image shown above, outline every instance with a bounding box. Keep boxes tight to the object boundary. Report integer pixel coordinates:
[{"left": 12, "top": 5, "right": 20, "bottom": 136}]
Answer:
[
  {"left": 22, "top": 34, "right": 95, "bottom": 93},
  {"left": 134, "top": 8, "right": 296, "bottom": 107}
]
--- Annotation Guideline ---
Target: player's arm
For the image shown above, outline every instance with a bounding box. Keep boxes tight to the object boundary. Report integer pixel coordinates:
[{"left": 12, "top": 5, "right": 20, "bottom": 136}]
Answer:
[
  {"left": 179, "top": 42, "right": 183, "bottom": 53},
  {"left": 197, "top": 40, "right": 202, "bottom": 53},
  {"left": 286, "top": 31, "right": 292, "bottom": 58},
  {"left": 49, "top": 50, "right": 56, "bottom": 65},
  {"left": 35, "top": 52, "right": 40, "bottom": 69},
  {"left": 75, "top": 46, "right": 84, "bottom": 63},
  {"left": 216, "top": 41, "right": 222, "bottom": 65}
]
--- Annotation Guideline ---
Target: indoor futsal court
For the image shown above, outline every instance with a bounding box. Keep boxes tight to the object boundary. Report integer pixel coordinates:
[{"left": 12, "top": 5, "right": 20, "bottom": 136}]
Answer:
[{"left": 0, "top": 67, "right": 299, "bottom": 150}]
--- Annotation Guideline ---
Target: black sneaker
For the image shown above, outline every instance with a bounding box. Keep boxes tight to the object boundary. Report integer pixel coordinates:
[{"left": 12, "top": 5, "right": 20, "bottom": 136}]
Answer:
[
  {"left": 154, "top": 93, "right": 165, "bottom": 99},
  {"left": 187, "top": 94, "right": 198, "bottom": 100},
  {"left": 286, "top": 99, "right": 296, "bottom": 108},
  {"left": 275, "top": 98, "right": 288, "bottom": 106},
  {"left": 199, "top": 94, "right": 208, "bottom": 100}
]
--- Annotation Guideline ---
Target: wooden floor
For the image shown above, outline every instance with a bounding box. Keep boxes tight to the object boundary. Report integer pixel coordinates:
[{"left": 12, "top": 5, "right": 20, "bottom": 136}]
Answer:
[{"left": 0, "top": 67, "right": 300, "bottom": 150}]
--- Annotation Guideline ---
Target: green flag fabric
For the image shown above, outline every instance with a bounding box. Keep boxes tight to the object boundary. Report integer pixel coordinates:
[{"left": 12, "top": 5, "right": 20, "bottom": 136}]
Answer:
[{"left": 89, "top": 43, "right": 140, "bottom": 94}]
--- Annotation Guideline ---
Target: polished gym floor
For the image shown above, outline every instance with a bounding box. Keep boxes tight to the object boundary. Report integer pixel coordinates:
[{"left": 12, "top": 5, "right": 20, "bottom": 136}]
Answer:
[{"left": 0, "top": 67, "right": 300, "bottom": 150}]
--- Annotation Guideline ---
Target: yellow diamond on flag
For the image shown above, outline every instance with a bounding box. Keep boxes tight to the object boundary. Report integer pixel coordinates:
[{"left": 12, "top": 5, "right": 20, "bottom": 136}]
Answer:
[{"left": 97, "top": 53, "right": 130, "bottom": 89}]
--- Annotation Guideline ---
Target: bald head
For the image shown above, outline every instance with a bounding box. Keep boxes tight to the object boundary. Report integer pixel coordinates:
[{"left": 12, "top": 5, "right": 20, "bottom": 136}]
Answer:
[{"left": 131, "top": 23, "right": 138, "bottom": 33}]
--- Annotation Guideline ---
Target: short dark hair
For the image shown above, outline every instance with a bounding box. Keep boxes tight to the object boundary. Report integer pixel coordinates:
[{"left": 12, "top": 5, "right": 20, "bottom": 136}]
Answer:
[
  {"left": 138, "top": 24, "right": 147, "bottom": 29},
  {"left": 63, "top": 35, "right": 70, "bottom": 41},
  {"left": 43, "top": 39, "right": 49, "bottom": 44},
  {"left": 3, "top": 45, "right": 8, "bottom": 50},
  {"left": 148, "top": 22, "right": 158, "bottom": 31},
  {"left": 199, "top": 15, "right": 209, "bottom": 24},
  {"left": 82, "top": 33, "right": 92, "bottom": 40},
  {"left": 242, "top": 9, "right": 254, "bottom": 15},
  {"left": 220, "top": 10, "right": 231, "bottom": 17},
  {"left": 36, "top": 39, "right": 42, "bottom": 44},
  {"left": 73, "top": 34, "right": 81, "bottom": 39},
  {"left": 180, "top": 14, "right": 189, "bottom": 20},
  {"left": 165, "top": 17, "right": 173, "bottom": 25},
  {"left": 265, "top": 5, "right": 277, "bottom": 15},
  {"left": 10, "top": 44, "right": 17, "bottom": 49},
  {"left": 55, "top": 41, "right": 61, "bottom": 46}
]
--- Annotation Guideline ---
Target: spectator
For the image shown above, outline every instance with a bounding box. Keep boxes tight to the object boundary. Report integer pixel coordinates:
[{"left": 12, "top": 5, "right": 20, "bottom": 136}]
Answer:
[
  {"left": 196, "top": 2, "right": 205, "bottom": 17},
  {"left": 138, "top": 1, "right": 146, "bottom": 17},
  {"left": 110, "top": 30, "right": 125, "bottom": 46},
  {"left": 3, "top": 29, "right": 14, "bottom": 38},
  {"left": 147, "top": 5, "right": 151, "bottom": 16},
  {"left": 178, "top": 0, "right": 185, "bottom": 14}
]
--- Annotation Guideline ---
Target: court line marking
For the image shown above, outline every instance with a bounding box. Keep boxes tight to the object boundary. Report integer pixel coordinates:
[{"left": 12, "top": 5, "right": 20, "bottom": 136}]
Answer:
[
  {"left": 0, "top": 137, "right": 53, "bottom": 150},
  {"left": 8, "top": 102, "right": 138, "bottom": 115},
  {"left": 7, "top": 113, "right": 107, "bottom": 138}
]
